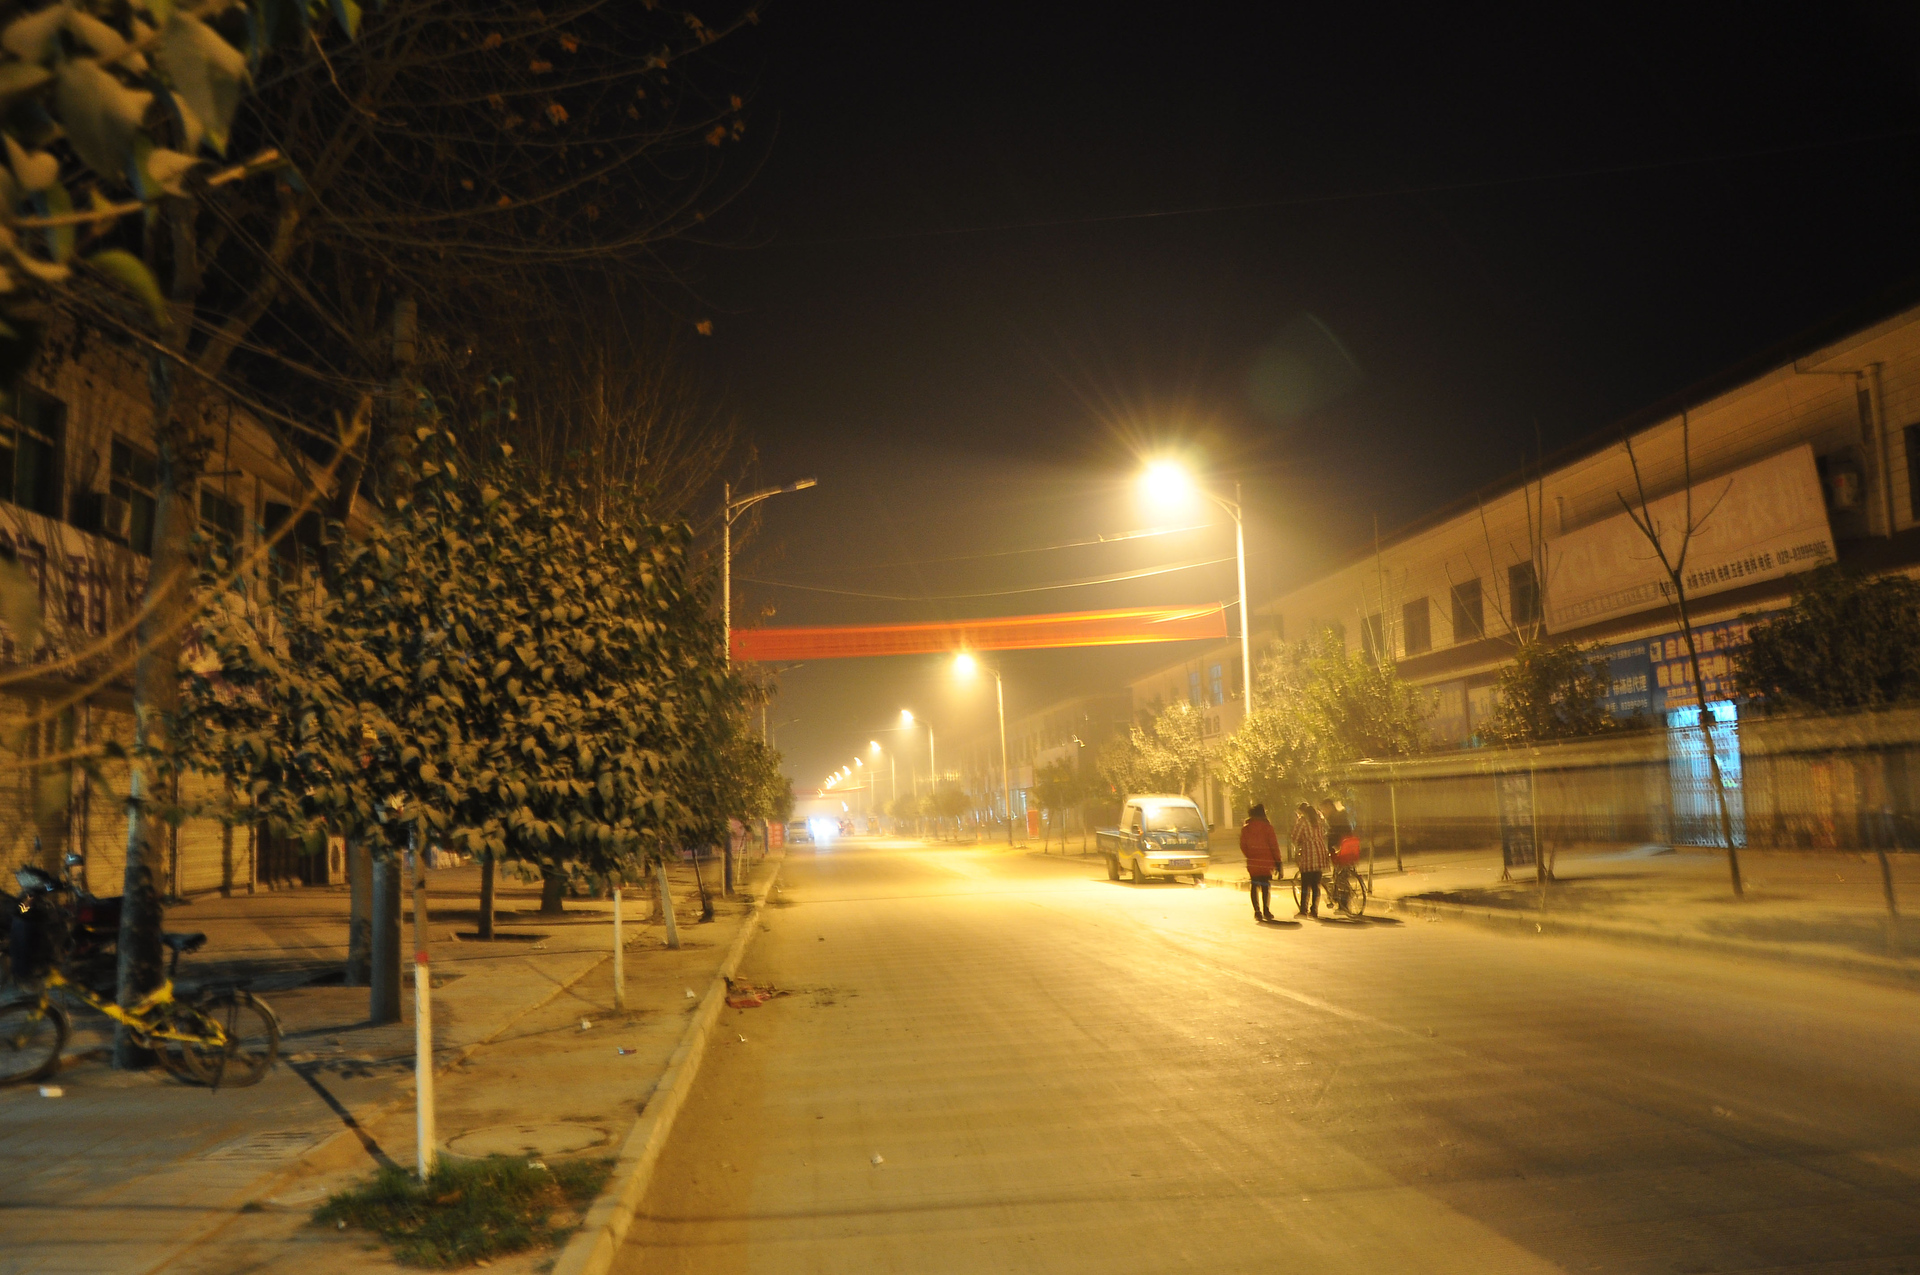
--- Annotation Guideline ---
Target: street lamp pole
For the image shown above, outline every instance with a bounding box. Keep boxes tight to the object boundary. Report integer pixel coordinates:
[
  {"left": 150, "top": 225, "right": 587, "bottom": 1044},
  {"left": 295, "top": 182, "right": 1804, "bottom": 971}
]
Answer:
[
  {"left": 1231, "top": 482, "right": 1253, "bottom": 720},
  {"left": 723, "top": 476, "right": 817, "bottom": 667},
  {"left": 995, "top": 665, "right": 1011, "bottom": 846}
]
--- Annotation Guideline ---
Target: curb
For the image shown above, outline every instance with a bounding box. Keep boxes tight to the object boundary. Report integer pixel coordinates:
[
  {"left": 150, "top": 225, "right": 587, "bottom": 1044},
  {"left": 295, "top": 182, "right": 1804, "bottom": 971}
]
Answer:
[
  {"left": 1389, "top": 894, "right": 1920, "bottom": 988},
  {"left": 549, "top": 854, "right": 785, "bottom": 1275}
]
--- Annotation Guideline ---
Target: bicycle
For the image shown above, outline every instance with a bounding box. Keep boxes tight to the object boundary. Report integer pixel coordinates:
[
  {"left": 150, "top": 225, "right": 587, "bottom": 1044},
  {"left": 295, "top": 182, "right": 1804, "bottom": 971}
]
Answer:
[
  {"left": 0, "top": 961, "right": 280, "bottom": 1089},
  {"left": 1290, "top": 860, "right": 1369, "bottom": 917}
]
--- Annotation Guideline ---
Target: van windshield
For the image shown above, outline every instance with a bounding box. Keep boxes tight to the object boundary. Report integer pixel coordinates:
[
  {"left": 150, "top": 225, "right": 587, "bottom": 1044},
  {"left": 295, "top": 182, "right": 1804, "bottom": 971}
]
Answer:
[{"left": 1144, "top": 805, "right": 1205, "bottom": 834}]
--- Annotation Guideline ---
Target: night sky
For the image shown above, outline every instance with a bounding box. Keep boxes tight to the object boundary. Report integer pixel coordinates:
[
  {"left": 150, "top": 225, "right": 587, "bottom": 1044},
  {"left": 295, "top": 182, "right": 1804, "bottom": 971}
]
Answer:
[{"left": 681, "top": 1, "right": 1920, "bottom": 789}]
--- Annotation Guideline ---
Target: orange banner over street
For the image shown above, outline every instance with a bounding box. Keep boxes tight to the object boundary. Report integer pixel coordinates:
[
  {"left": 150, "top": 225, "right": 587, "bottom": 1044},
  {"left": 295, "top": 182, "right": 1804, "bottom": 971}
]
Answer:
[{"left": 730, "top": 604, "right": 1229, "bottom": 662}]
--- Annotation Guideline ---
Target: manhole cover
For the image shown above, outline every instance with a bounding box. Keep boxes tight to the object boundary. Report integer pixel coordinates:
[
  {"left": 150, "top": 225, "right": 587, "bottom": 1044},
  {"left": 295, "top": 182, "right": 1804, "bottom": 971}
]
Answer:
[
  {"left": 446, "top": 1122, "right": 609, "bottom": 1158},
  {"left": 206, "top": 1130, "right": 330, "bottom": 1161}
]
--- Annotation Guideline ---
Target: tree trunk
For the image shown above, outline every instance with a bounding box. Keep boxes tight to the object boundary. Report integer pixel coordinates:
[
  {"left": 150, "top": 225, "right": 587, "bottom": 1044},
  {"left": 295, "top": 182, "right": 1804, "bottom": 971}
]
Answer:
[
  {"left": 478, "top": 856, "right": 496, "bottom": 940},
  {"left": 113, "top": 374, "right": 205, "bottom": 1068},
  {"left": 370, "top": 850, "right": 402, "bottom": 1025},
  {"left": 539, "top": 866, "right": 566, "bottom": 916},
  {"left": 345, "top": 838, "right": 372, "bottom": 985}
]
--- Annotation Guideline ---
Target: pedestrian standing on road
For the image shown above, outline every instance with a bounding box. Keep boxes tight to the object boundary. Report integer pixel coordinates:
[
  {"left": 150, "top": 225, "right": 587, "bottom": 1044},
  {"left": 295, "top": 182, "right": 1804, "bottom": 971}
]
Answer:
[
  {"left": 1239, "top": 803, "right": 1281, "bottom": 922},
  {"left": 1291, "top": 801, "right": 1329, "bottom": 917}
]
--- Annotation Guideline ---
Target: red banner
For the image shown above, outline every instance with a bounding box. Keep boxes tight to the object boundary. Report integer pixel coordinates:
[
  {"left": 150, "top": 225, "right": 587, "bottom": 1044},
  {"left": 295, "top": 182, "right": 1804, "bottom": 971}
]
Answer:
[{"left": 730, "top": 604, "right": 1228, "bottom": 662}]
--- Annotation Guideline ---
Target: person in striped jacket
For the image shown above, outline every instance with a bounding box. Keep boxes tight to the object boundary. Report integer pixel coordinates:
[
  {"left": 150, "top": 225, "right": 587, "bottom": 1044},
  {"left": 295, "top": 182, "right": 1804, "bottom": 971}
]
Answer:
[{"left": 1290, "top": 801, "right": 1329, "bottom": 917}]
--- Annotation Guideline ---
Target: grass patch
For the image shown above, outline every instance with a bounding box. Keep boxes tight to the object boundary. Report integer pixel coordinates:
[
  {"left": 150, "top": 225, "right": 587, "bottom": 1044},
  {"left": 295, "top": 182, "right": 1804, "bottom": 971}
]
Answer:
[{"left": 313, "top": 1155, "right": 613, "bottom": 1268}]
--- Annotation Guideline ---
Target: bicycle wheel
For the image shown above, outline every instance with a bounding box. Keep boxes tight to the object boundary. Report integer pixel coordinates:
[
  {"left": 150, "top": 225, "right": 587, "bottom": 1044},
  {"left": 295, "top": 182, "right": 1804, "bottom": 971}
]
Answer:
[
  {"left": 143, "top": 1000, "right": 224, "bottom": 1084},
  {"left": 1289, "top": 874, "right": 1303, "bottom": 913},
  {"left": 1337, "top": 869, "right": 1368, "bottom": 917},
  {"left": 186, "top": 990, "right": 281, "bottom": 1088},
  {"left": 0, "top": 996, "right": 66, "bottom": 1084}
]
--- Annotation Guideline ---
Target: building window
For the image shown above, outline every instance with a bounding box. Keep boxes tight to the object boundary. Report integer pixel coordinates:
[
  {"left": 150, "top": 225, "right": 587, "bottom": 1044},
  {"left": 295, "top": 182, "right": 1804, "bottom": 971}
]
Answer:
[
  {"left": 263, "top": 500, "right": 325, "bottom": 577},
  {"left": 199, "top": 489, "right": 242, "bottom": 544},
  {"left": 1509, "top": 562, "right": 1542, "bottom": 628},
  {"left": 1208, "top": 662, "right": 1223, "bottom": 705},
  {"left": 1362, "top": 612, "right": 1384, "bottom": 664},
  {"left": 1452, "top": 579, "right": 1483, "bottom": 642},
  {"left": 1188, "top": 670, "right": 1203, "bottom": 707},
  {"left": 0, "top": 388, "right": 63, "bottom": 520},
  {"left": 109, "top": 438, "right": 158, "bottom": 555},
  {"left": 1907, "top": 424, "right": 1920, "bottom": 524},
  {"left": 1402, "top": 597, "right": 1431, "bottom": 656}
]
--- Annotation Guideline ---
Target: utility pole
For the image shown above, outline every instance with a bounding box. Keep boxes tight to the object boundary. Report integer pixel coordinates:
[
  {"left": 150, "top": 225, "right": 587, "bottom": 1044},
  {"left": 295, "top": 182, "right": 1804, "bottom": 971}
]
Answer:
[{"left": 996, "top": 666, "right": 1011, "bottom": 845}]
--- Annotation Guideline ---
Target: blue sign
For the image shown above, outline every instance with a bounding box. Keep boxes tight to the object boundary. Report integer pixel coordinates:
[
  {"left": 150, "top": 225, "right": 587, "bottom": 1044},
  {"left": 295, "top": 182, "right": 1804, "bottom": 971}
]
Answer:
[{"left": 1595, "top": 612, "right": 1776, "bottom": 720}]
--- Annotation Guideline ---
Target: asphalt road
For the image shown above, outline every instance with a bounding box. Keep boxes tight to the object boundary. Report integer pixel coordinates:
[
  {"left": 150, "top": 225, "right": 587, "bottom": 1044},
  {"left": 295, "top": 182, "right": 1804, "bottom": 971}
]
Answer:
[{"left": 615, "top": 837, "right": 1920, "bottom": 1274}]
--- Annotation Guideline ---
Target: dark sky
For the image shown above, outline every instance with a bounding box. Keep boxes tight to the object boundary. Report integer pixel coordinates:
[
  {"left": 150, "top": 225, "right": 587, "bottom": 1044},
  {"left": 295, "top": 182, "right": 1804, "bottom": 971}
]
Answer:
[{"left": 680, "top": 1, "right": 1920, "bottom": 790}]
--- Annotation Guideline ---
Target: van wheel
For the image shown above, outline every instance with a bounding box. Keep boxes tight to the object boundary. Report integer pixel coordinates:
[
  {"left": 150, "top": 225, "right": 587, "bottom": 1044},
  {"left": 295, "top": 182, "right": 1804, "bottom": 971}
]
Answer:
[{"left": 1105, "top": 856, "right": 1120, "bottom": 881}]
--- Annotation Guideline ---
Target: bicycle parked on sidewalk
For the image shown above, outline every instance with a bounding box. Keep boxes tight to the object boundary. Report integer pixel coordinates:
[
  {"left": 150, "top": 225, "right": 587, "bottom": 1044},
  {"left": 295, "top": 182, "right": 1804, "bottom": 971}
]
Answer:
[{"left": 1, "top": 870, "right": 280, "bottom": 1088}]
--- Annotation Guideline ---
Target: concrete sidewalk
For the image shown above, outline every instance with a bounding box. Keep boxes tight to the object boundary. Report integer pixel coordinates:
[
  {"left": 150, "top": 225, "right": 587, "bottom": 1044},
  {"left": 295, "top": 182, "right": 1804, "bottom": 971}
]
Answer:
[
  {"left": 1219, "top": 841, "right": 1920, "bottom": 983},
  {"left": 0, "top": 852, "right": 772, "bottom": 1275},
  {"left": 1025, "top": 837, "right": 1920, "bottom": 984}
]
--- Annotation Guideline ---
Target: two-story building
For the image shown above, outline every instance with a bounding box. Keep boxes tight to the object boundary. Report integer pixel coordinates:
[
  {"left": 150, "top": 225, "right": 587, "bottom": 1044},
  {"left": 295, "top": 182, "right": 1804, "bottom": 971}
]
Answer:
[{"left": 0, "top": 325, "right": 349, "bottom": 898}]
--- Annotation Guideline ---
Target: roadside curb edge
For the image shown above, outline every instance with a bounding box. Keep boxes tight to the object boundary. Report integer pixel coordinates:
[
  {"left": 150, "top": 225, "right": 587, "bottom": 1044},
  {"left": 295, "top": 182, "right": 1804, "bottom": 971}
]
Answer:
[
  {"left": 550, "top": 853, "right": 785, "bottom": 1275},
  {"left": 1389, "top": 894, "right": 1920, "bottom": 987}
]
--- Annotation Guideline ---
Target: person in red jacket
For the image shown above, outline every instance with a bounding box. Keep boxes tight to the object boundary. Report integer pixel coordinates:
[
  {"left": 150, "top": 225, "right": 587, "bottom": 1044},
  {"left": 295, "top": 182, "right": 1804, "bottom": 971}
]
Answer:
[{"left": 1239, "top": 803, "right": 1281, "bottom": 922}]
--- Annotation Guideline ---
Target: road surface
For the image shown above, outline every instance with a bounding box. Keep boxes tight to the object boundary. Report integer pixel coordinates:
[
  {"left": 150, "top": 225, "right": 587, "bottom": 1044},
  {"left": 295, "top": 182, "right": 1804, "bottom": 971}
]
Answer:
[{"left": 615, "top": 837, "right": 1920, "bottom": 1273}]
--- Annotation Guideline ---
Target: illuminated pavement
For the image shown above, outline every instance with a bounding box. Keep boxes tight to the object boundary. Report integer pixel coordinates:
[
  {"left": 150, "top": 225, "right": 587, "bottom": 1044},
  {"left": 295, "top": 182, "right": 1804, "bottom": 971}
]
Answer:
[{"left": 615, "top": 836, "right": 1920, "bottom": 1274}]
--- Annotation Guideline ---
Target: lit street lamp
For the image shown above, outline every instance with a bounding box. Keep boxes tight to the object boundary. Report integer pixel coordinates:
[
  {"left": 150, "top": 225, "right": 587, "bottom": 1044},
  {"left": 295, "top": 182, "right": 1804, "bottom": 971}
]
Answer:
[
  {"left": 1138, "top": 460, "right": 1254, "bottom": 719},
  {"left": 954, "top": 652, "right": 1013, "bottom": 845},
  {"left": 723, "top": 476, "right": 818, "bottom": 666}
]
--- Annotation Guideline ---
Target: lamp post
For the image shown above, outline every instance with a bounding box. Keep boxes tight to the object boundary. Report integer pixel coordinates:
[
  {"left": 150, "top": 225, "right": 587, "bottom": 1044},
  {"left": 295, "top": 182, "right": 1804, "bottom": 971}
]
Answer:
[
  {"left": 723, "top": 476, "right": 817, "bottom": 666},
  {"left": 955, "top": 653, "right": 1012, "bottom": 846},
  {"left": 1139, "top": 463, "right": 1254, "bottom": 720}
]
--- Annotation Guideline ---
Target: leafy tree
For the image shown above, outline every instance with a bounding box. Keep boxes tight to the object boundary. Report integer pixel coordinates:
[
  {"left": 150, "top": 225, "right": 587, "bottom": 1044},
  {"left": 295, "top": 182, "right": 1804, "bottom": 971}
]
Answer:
[
  {"left": 1486, "top": 641, "right": 1626, "bottom": 745},
  {"left": 1032, "top": 759, "right": 1076, "bottom": 848},
  {"left": 1300, "top": 633, "right": 1429, "bottom": 767},
  {"left": 179, "top": 428, "right": 737, "bottom": 968},
  {"left": 1218, "top": 642, "right": 1326, "bottom": 813},
  {"left": 1104, "top": 702, "right": 1207, "bottom": 795},
  {"left": 1733, "top": 567, "right": 1920, "bottom": 712}
]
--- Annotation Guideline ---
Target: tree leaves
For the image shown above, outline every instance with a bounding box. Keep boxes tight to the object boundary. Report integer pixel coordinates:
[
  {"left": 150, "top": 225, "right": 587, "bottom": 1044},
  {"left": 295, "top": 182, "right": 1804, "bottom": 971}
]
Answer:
[
  {"left": 54, "top": 59, "right": 153, "bottom": 180},
  {"left": 157, "top": 13, "right": 249, "bottom": 155}
]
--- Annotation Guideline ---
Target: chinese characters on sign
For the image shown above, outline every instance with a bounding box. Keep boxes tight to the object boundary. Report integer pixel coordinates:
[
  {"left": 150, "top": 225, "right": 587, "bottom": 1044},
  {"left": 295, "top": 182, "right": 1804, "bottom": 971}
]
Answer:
[{"left": 1596, "top": 615, "right": 1774, "bottom": 719}]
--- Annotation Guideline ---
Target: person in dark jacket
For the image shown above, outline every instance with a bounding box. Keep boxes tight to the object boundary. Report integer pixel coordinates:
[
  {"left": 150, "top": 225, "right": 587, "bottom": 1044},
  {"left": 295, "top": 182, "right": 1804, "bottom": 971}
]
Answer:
[{"left": 1239, "top": 803, "right": 1281, "bottom": 922}]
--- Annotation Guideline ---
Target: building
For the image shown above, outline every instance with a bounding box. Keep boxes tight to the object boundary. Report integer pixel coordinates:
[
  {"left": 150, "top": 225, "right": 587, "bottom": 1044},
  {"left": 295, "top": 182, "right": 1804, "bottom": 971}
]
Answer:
[
  {"left": 1121, "top": 641, "right": 1247, "bottom": 829},
  {"left": 0, "top": 326, "right": 353, "bottom": 897},
  {"left": 1262, "top": 293, "right": 1920, "bottom": 851}
]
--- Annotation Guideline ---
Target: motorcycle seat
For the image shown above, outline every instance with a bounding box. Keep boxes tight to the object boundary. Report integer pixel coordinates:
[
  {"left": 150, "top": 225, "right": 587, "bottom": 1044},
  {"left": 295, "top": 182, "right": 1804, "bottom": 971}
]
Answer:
[{"left": 163, "top": 932, "right": 207, "bottom": 955}]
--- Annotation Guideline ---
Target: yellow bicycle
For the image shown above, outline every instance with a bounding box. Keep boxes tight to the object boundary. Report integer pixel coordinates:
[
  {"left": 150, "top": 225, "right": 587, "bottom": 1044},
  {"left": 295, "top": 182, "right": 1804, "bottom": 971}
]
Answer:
[{"left": 0, "top": 966, "right": 280, "bottom": 1088}]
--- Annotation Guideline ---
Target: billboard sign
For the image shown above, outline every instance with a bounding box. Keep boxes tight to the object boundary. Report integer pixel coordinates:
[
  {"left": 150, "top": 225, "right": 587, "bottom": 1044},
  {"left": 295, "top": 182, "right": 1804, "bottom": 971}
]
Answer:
[{"left": 1544, "top": 444, "right": 1832, "bottom": 633}]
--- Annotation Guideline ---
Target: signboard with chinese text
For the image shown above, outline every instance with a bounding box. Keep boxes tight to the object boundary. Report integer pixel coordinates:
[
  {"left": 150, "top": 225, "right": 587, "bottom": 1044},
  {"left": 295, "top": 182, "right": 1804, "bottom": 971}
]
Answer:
[
  {"left": 1544, "top": 444, "right": 1833, "bottom": 632},
  {"left": 1594, "top": 613, "right": 1777, "bottom": 719}
]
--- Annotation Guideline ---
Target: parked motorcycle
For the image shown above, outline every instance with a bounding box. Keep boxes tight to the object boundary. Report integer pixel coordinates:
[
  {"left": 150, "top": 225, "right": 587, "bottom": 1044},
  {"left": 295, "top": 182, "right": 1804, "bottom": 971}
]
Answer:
[{"left": 8, "top": 856, "right": 203, "bottom": 990}]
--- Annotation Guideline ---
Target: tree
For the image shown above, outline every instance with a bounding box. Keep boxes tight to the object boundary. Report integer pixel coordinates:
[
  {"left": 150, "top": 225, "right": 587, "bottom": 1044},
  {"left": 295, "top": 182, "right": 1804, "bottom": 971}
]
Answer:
[
  {"left": 1486, "top": 641, "right": 1628, "bottom": 746},
  {"left": 1299, "top": 633, "right": 1428, "bottom": 768},
  {"left": 1733, "top": 567, "right": 1920, "bottom": 712},
  {"left": 1217, "top": 642, "right": 1326, "bottom": 814},
  {"left": 1032, "top": 759, "right": 1076, "bottom": 850},
  {"left": 1618, "top": 418, "right": 1744, "bottom": 897},
  {"left": 1105, "top": 702, "right": 1207, "bottom": 795},
  {"left": 179, "top": 427, "right": 739, "bottom": 1002}
]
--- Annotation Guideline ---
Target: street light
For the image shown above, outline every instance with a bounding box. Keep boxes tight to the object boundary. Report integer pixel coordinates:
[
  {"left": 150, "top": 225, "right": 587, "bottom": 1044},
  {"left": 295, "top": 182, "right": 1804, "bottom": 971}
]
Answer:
[
  {"left": 899, "top": 709, "right": 935, "bottom": 796},
  {"left": 723, "top": 476, "right": 818, "bottom": 667},
  {"left": 954, "top": 652, "right": 1013, "bottom": 846},
  {"left": 1137, "top": 458, "right": 1254, "bottom": 720}
]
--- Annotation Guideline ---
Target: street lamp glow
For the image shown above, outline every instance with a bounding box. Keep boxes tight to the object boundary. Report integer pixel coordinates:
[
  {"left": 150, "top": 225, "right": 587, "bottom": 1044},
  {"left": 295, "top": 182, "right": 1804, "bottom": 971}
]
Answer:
[
  {"left": 854, "top": 758, "right": 863, "bottom": 768},
  {"left": 1140, "top": 459, "right": 1196, "bottom": 507},
  {"left": 870, "top": 740, "right": 881, "bottom": 754},
  {"left": 900, "top": 709, "right": 914, "bottom": 725},
  {"left": 953, "top": 652, "right": 978, "bottom": 679}
]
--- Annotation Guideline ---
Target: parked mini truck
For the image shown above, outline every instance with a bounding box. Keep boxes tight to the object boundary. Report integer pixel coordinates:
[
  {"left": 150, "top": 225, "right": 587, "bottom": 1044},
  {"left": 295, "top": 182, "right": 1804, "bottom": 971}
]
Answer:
[{"left": 1096, "top": 794, "right": 1212, "bottom": 883}]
